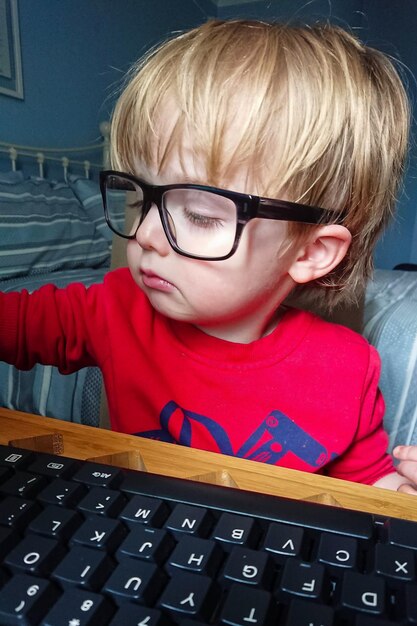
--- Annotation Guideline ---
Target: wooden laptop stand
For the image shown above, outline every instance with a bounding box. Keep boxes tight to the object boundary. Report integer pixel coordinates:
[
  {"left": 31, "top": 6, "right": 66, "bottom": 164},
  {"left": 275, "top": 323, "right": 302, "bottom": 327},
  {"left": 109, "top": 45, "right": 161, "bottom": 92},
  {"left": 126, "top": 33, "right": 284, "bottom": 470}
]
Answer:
[{"left": 1, "top": 407, "right": 416, "bottom": 521}]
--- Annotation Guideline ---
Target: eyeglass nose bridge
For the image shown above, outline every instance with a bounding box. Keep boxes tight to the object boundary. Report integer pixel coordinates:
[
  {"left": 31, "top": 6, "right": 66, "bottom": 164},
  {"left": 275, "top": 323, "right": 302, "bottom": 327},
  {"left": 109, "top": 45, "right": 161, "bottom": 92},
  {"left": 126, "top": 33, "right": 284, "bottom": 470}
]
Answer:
[
  {"left": 135, "top": 185, "right": 175, "bottom": 250},
  {"left": 136, "top": 184, "right": 163, "bottom": 229}
]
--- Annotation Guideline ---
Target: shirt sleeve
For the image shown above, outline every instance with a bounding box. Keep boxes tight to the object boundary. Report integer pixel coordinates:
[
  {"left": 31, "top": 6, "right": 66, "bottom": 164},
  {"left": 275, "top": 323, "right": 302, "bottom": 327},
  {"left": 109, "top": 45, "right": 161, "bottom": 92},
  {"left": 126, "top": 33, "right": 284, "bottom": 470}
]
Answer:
[
  {"left": 324, "top": 344, "right": 394, "bottom": 485},
  {"left": 0, "top": 282, "right": 107, "bottom": 373}
]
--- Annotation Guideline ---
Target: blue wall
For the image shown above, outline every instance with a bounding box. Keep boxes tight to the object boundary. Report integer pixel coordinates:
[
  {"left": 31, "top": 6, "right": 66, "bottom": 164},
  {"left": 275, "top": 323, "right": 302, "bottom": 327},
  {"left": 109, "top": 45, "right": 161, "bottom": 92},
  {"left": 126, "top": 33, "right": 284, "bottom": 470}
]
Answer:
[
  {"left": 0, "top": 0, "right": 215, "bottom": 147},
  {"left": 218, "top": 0, "right": 417, "bottom": 269},
  {"left": 361, "top": 0, "right": 417, "bottom": 269},
  {"left": 1, "top": 0, "right": 416, "bottom": 268}
]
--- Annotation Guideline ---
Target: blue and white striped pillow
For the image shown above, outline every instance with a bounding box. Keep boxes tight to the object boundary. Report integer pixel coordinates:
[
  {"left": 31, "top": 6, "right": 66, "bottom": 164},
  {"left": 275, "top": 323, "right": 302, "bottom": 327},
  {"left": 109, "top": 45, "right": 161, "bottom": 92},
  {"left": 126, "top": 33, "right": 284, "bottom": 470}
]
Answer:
[
  {"left": 68, "top": 174, "right": 114, "bottom": 244},
  {"left": 0, "top": 171, "right": 111, "bottom": 279}
]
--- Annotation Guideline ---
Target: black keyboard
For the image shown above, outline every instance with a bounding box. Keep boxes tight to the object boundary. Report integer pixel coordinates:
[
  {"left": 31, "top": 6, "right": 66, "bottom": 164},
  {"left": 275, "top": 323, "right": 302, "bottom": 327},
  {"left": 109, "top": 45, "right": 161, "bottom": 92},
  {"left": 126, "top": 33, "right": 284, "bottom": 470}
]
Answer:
[{"left": 0, "top": 444, "right": 417, "bottom": 626}]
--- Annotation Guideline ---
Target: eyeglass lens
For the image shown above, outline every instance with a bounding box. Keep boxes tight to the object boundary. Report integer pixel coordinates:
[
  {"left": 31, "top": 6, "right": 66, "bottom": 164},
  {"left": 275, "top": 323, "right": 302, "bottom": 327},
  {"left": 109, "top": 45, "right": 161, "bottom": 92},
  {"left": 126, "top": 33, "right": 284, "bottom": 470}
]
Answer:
[{"left": 104, "top": 174, "right": 239, "bottom": 258}]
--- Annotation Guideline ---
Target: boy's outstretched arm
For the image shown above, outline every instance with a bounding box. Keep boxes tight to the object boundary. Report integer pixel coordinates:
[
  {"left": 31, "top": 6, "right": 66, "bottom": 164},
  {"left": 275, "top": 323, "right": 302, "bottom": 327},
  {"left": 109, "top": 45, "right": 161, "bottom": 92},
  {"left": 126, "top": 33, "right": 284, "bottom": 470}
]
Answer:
[{"left": 373, "top": 446, "right": 417, "bottom": 495}]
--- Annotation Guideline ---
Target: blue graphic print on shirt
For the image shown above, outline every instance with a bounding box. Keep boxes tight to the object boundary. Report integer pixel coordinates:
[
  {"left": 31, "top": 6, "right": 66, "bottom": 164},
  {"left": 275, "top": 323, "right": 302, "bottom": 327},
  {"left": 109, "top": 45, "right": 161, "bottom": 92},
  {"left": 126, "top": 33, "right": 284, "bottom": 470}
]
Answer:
[{"left": 135, "top": 400, "right": 336, "bottom": 468}]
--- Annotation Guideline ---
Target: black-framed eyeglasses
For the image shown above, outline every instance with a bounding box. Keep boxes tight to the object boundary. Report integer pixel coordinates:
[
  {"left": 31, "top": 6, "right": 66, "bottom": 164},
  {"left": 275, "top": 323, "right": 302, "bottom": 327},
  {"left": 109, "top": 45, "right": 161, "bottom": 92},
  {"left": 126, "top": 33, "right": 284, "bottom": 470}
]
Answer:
[{"left": 100, "top": 170, "right": 341, "bottom": 261}]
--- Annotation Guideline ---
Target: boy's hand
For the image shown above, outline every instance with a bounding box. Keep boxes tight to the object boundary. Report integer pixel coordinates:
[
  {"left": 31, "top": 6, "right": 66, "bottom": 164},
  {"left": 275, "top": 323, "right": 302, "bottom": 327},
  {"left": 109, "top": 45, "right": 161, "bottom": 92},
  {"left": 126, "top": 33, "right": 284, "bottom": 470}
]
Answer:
[{"left": 392, "top": 446, "right": 417, "bottom": 495}]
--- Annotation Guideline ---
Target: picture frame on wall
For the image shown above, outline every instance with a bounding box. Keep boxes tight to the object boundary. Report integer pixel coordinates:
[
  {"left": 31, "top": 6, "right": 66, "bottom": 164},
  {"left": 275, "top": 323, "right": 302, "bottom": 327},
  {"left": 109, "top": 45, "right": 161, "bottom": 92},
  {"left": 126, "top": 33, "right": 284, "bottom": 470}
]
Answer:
[{"left": 0, "top": 0, "right": 23, "bottom": 99}]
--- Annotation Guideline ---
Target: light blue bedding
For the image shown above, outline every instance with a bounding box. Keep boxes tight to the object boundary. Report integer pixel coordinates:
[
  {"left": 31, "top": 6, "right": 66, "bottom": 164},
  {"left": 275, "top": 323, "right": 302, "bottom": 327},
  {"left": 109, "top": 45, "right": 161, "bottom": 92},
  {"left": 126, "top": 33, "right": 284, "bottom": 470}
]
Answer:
[{"left": 363, "top": 269, "right": 417, "bottom": 451}]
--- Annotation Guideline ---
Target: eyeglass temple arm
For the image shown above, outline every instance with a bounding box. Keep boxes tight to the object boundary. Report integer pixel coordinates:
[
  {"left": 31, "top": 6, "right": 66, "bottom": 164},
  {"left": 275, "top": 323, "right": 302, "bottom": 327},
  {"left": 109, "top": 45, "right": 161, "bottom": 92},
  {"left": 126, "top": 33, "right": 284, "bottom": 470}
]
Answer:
[{"left": 257, "top": 198, "right": 341, "bottom": 225}]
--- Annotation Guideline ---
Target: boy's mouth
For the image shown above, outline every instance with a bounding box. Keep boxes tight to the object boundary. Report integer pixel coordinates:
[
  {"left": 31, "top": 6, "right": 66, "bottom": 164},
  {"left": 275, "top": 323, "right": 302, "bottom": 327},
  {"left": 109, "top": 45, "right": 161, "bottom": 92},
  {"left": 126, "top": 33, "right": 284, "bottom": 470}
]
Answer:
[{"left": 140, "top": 269, "right": 175, "bottom": 292}]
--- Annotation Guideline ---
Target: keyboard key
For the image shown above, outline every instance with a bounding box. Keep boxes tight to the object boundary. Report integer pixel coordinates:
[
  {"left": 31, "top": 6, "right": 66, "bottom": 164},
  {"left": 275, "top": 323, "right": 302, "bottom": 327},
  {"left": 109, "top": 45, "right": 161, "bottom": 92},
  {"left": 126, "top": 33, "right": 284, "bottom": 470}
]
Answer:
[
  {"left": 317, "top": 533, "right": 358, "bottom": 569},
  {"left": 28, "top": 453, "right": 78, "bottom": 479},
  {"left": 385, "top": 518, "right": 417, "bottom": 550},
  {"left": 38, "top": 477, "right": 86, "bottom": 507},
  {"left": 43, "top": 588, "right": 114, "bottom": 626},
  {"left": 279, "top": 559, "right": 327, "bottom": 600},
  {"left": 77, "top": 486, "right": 126, "bottom": 517},
  {"left": 0, "top": 495, "right": 39, "bottom": 529},
  {"left": 340, "top": 571, "right": 385, "bottom": 614},
  {"left": 158, "top": 571, "right": 219, "bottom": 620},
  {"left": 212, "top": 512, "right": 260, "bottom": 549},
  {"left": 165, "top": 503, "right": 213, "bottom": 538},
  {"left": 286, "top": 598, "right": 334, "bottom": 626},
  {"left": 262, "top": 522, "right": 304, "bottom": 559},
  {"left": 355, "top": 617, "right": 394, "bottom": 626},
  {"left": 0, "top": 446, "right": 34, "bottom": 470},
  {"left": 116, "top": 525, "right": 174, "bottom": 563},
  {"left": 72, "top": 462, "right": 123, "bottom": 488},
  {"left": 0, "top": 573, "right": 59, "bottom": 625},
  {"left": 28, "top": 504, "right": 82, "bottom": 540},
  {"left": 221, "top": 546, "right": 274, "bottom": 588},
  {"left": 0, "top": 470, "right": 47, "bottom": 498},
  {"left": 4, "top": 534, "right": 65, "bottom": 576},
  {"left": 70, "top": 516, "right": 127, "bottom": 552},
  {"left": 109, "top": 605, "right": 169, "bottom": 626},
  {"left": 167, "top": 536, "right": 223, "bottom": 576},
  {"left": 119, "top": 494, "right": 170, "bottom": 527},
  {"left": 0, "top": 526, "right": 19, "bottom": 560},
  {"left": 220, "top": 583, "right": 274, "bottom": 626},
  {"left": 405, "top": 582, "right": 417, "bottom": 623},
  {"left": 374, "top": 543, "right": 415, "bottom": 580},
  {"left": 52, "top": 545, "right": 114, "bottom": 591},
  {"left": 103, "top": 557, "right": 167, "bottom": 605}
]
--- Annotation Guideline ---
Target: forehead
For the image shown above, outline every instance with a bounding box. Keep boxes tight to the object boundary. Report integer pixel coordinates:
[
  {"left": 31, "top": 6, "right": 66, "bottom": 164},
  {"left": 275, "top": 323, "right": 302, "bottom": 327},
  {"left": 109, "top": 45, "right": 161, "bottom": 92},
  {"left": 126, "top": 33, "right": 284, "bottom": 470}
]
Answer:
[{"left": 135, "top": 100, "right": 259, "bottom": 195}]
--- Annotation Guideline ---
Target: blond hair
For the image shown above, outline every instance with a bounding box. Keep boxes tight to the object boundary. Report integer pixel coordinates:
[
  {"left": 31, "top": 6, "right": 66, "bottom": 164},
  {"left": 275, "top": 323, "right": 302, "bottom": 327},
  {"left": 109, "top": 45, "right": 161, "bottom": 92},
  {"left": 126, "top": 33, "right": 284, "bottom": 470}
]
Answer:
[{"left": 110, "top": 19, "right": 410, "bottom": 311}]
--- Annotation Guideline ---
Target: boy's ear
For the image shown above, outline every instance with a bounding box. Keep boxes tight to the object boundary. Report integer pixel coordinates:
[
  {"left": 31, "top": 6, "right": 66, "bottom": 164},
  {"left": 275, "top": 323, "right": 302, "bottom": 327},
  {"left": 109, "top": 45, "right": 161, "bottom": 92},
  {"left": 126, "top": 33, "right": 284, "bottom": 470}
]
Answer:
[{"left": 288, "top": 225, "right": 352, "bottom": 284}]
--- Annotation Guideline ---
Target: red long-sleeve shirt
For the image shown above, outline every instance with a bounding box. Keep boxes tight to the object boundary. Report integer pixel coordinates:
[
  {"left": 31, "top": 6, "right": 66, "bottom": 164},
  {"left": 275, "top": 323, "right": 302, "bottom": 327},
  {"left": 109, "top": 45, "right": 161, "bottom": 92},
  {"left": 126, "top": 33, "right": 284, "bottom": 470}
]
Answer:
[{"left": 0, "top": 267, "right": 393, "bottom": 484}]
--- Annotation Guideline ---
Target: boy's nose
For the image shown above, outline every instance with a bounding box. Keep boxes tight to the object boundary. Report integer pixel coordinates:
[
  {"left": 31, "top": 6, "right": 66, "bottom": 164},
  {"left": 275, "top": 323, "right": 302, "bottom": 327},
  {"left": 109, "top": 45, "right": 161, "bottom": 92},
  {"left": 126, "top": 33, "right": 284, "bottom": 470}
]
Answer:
[{"left": 135, "top": 204, "right": 171, "bottom": 255}]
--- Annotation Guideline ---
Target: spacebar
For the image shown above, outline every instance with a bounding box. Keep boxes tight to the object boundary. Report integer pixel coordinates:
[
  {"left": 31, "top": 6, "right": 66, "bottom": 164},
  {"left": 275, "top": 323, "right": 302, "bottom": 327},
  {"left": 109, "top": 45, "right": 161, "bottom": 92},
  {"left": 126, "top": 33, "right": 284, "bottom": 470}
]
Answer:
[{"left": 121, "top": 469, "right": 374, "bottom": 539}]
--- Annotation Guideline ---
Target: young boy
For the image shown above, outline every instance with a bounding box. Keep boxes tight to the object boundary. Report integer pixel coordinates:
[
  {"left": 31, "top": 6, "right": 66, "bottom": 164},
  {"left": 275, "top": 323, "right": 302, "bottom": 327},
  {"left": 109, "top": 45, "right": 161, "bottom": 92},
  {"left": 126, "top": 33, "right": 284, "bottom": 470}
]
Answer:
[{"left": 1, "top": 19, "right": 417, "bottom": 494}]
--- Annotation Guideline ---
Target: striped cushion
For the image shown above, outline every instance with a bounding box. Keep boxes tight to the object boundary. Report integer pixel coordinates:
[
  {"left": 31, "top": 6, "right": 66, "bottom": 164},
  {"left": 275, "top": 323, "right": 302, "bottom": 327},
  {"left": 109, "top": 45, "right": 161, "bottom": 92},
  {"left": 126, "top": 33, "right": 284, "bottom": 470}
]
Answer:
[
  {"left": 68, "top": 174, "right": 114, "bottom": 244},
  {"left": 0, "top": 171, "right": 111, "bottom": 279}
]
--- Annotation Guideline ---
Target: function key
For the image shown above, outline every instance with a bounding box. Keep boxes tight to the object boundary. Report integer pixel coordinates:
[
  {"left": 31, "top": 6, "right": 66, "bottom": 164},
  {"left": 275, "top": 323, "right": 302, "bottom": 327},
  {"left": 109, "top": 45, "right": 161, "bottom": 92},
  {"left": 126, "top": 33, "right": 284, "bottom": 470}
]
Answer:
[
  {"left": 0, "top": 446, "right": 34, "bottom": 470},
  {"left": 28, "top": 454, "right": 78, "bottom": 479}
]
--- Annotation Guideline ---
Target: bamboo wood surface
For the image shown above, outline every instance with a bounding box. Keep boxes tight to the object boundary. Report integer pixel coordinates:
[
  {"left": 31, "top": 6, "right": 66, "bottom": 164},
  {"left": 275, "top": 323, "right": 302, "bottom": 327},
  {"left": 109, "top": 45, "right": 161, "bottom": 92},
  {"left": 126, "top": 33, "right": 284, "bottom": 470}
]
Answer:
[{"left": 1, "top": 407, "right": 416, "bottom": 521}]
